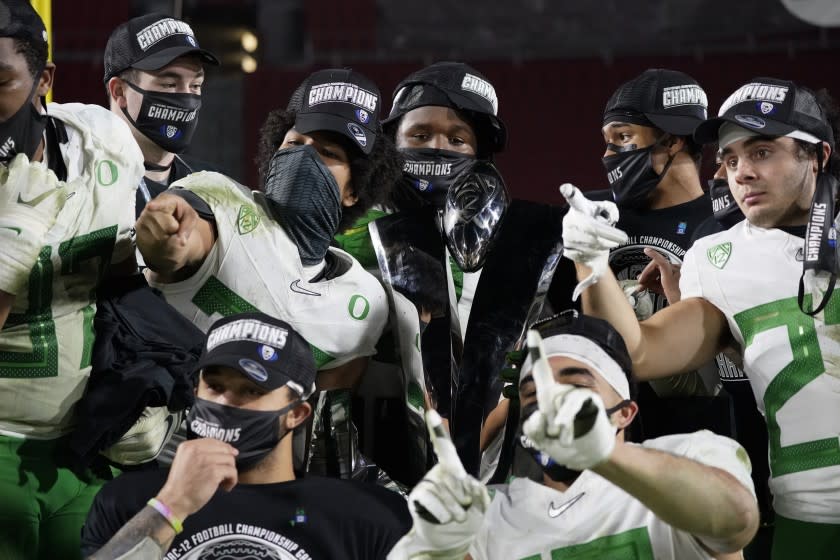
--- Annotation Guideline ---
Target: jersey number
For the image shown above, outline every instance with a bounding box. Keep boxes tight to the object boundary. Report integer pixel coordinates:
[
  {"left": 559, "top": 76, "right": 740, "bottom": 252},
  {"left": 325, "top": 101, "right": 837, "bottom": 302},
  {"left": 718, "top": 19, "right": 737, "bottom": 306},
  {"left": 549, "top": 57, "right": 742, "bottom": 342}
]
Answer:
[
  {"left": 519, "top": 527, "right": 654, "bottom": 559},
  {"left": 0, "top": 227, "right": 117, "bottom": 378},
  {"left": 735, "top": 293, "right": 840, "bottom": 477}
]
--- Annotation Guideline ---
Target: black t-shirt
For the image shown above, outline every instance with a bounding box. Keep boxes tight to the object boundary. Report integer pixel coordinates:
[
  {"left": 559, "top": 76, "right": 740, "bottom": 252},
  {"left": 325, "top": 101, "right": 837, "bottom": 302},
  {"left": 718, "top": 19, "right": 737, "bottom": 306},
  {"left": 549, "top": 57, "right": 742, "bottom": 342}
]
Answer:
[
  {"left": 81, "top": 470, "right": 411, "bottom": 559},
  {"left": 589, "top": 190, "right": 712, "bottom": 307}
]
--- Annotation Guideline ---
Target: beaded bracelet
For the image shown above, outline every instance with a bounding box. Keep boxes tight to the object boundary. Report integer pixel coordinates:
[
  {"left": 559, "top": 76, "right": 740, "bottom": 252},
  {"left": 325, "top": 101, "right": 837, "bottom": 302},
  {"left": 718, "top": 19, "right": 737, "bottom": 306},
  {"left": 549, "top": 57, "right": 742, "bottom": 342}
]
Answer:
[{"left": 147, "top": 498, "right": 184, "bottom": 534}]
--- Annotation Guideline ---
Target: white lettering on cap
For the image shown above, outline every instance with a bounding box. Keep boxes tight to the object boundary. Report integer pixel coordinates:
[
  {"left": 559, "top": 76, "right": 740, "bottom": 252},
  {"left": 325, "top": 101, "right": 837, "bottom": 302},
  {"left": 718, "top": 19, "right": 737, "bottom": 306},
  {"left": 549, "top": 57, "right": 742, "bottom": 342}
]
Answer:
[
  {"left": 461, "top": 73, "right": 499, "bottom": 115},
  {"left": 719, "top": 82, "right": 789, "bottom": 116},
  {"left": 206, "top": 319, "right": 289, "bottom": 351},
  {"left": 136, "top": 18, "right": 196, "bottom": 51},
  {"left": 662, "top": 84, "right": 708, "bottom": 113},
  {"left": 307, "top": 81, "right": 378, "bottom": 112}
]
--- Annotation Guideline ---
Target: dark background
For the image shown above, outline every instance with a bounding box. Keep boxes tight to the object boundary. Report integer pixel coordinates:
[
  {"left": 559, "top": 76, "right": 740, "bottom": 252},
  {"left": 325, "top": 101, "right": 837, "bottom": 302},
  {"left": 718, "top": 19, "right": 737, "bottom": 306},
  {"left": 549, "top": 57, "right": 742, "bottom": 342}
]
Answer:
[{"left": 50, "top": 0, "right": 840, "bottom": 203}]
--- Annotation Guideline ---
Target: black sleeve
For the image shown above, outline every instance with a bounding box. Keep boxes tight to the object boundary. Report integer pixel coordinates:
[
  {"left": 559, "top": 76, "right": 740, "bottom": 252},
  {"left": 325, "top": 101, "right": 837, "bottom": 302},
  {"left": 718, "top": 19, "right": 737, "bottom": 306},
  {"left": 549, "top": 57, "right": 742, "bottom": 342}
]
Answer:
[{"left": 168, "top": 189, "right": 216, "bottom": 221}]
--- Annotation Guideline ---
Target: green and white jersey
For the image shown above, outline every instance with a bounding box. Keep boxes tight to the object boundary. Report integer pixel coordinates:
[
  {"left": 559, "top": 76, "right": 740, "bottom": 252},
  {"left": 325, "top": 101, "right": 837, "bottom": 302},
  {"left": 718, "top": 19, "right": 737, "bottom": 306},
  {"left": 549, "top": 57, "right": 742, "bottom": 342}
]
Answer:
[
  {"left": 472, "top": 431, "right": 754, "bottom": 560},
  {"left": 147, "top": 172, "right": 387, "bottom": 370},
  {"left": 0, "top": 103, "right": 142, "bottom": 439},
  {"left": 681, "top": 221, "right": 840, "bottom": 523}
]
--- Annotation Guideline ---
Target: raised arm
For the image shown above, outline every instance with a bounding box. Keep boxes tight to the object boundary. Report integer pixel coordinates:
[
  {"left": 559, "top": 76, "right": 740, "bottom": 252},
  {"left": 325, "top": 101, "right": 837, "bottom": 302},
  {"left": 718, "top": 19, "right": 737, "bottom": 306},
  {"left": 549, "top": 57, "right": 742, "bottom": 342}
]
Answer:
[
  {"left": 87, "top": 439, "right": 238, "bottom": 560},
  {"left": 559, "top": 185, "right": 728, "bottom": 380},
  {"left": 578, "top": 262, "right": 728, "bottom": 379},
  {"left": 592, "top": 438, "right": 759, "bottom": 553},
  {"left": 135, "top": 193, "right": 215, "bottom": 282}
]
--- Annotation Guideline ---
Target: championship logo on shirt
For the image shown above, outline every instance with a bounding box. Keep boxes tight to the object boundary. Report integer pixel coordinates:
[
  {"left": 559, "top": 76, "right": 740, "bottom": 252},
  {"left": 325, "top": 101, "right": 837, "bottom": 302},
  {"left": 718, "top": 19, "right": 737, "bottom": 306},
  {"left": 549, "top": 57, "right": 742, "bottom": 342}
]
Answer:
[{"left": 164, "top": 527, "right": 311, "bottom": 560}]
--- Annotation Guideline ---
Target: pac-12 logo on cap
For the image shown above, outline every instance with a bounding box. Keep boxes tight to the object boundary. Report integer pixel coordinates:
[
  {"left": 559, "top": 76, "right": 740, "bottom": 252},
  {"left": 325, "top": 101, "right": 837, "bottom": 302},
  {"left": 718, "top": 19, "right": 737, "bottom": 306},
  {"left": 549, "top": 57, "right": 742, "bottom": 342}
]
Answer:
[
  {"left": 186, "top": 35, "right": 197, "bottom": 47},
  {"left": 238, "top": 358, "right": 268, "bottom": 382},
  {"left": 347, "top": 123, "right": 367, "bottom": 147},
  {"left": 759, "top": 102, "right": 775, "bottom": 115},
  {"left": 355, "top": 109, "right": 370, "bottom": 124},
  {"left": 258, "top": 344, "right": 278, "bottom": 362}
]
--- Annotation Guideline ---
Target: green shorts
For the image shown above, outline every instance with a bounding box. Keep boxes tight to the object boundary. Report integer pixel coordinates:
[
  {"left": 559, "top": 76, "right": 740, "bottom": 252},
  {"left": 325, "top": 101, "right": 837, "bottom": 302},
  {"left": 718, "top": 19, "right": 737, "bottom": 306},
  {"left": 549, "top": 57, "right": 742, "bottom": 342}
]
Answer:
[
  {"left": 772, "top": 514, "right": 840, "bottom": 560},
  {"left": 0, "top": 435, "right": 107, "bottom": 560}
]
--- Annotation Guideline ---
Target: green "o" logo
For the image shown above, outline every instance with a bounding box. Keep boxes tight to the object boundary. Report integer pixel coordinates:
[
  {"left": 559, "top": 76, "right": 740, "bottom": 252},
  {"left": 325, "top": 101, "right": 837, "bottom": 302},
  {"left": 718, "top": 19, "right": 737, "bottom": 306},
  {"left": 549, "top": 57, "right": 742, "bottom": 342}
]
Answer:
[
  {"left": 96, "top": 160, "right": 119, "bottom": 186},
  {"left": 348, "top": 294, "right": 370, "bottom": 320}
]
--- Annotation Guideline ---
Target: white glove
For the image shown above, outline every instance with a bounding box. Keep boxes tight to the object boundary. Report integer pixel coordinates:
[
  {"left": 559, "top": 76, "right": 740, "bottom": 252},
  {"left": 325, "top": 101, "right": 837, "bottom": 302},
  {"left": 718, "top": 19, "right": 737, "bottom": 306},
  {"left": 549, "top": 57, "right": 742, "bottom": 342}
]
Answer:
[
  {"left": 559, "top": 183, "right": 628, "bottom": 300},
  {"left": 522, "top": 330, "right": 616, "bottom": 470},
  {"left": 102, "top": 407, "right": 182, "bottom": 466},
  {"left": 387, "top": 410, "right": 489, "bottom": 560},
  {"left": 0, "top": 154, "right": 69, "bottom": 295}
]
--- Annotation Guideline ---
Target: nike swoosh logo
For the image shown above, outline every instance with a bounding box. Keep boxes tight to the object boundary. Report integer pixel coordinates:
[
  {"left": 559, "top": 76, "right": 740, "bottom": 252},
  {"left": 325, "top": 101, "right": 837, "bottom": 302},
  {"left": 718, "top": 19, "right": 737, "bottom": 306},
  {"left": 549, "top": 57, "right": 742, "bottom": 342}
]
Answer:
[
  {"left": 548, "top": 492, "right": 585, "bottom": 518},
  {"left": 0, "top": 226, "right": 21, "bottom": 235},
  {"left": 17, "top": 189, "right": 58, "bottom": 207},
  {"left": 290, "top": 279, "right": 321, "bottom": 296}
]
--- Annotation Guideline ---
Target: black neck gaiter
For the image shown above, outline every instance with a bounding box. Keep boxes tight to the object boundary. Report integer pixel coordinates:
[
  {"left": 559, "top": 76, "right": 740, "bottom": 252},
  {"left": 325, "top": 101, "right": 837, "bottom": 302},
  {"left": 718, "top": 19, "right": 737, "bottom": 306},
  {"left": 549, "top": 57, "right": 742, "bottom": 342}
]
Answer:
[{"left": 261, "top": 145, "right": 343, "bottom": 266}]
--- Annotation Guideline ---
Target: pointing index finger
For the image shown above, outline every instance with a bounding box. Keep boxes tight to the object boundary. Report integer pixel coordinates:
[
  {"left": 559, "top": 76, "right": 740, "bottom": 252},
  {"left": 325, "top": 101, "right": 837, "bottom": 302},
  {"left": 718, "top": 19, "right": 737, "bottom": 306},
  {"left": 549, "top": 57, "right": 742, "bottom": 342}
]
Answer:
[
  {"left": 559, "top": 183, "right": 595, "bottom": 215},
  {"left": 426, "top": 409, "right": 467, "bottom": 478},
  {"left": 527, "top": 329, "right": 556, "bottom": 413}
]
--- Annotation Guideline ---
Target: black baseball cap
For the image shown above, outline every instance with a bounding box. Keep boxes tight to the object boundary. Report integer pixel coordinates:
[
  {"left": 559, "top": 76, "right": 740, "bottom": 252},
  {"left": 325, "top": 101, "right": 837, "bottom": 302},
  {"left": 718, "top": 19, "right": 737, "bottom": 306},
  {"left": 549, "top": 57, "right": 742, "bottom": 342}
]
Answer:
[
  {"left": 694, "top": 77, "right": 835, "bottom": 149},
  {"left": 0, "top": 0, "right": 47, "bottom": 46},
  {"left": 603, "top": 68, "right": 708, "bottom": 136},
  {"left": 383, "top": 61, "right": 507, "bottom": 154},
  {"left": 198, "top": 313, "right": 317, "bottom": 399},
  {"left": 287, "top": 68, "right": 382, "bottom": 155},
  {"left": 103, "top": 13, "right": 219, "bottom": 83}
]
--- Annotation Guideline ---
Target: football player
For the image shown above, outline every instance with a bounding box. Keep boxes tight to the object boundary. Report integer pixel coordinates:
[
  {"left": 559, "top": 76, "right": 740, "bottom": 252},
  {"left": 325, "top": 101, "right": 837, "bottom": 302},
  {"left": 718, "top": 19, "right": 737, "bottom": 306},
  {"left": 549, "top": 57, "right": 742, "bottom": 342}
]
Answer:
[
  {"left": 135, "top": 68, "right": 400, "bottom": 408},
  {"left": 562, "top": 78, "right": 840, "bottom": 558},
  {"left": 388, "top": 312, "right": 758, "bottom": 559},
  {"left": 0, "top": 1, "right": 143, "bottom": 557}
]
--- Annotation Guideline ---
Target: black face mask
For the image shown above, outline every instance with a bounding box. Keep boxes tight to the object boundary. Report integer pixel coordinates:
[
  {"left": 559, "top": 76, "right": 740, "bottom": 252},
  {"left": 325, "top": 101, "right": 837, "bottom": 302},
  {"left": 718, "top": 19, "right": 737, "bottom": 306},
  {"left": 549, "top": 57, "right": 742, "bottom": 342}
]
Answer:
[
  {"left": 400, "top": 148, "right": 475, "bottom": 208},
  {"left": 708, "top": 178, "right": 744, "bottom": 229},
  {"left": 602, "top": 137, "right": 675, "bottom": 209},
  {"left": 121, "top": 81, "right": 201, "bottom": 154},
  {"left": 0, "top": 77, "right": 47, "bottom": 165},
  {"left": 186, "top": 397, "right": 299, "bottom": 470},
  {"left": 518, "top": 399, "right": 630, "bottom": 482},
  {"left": 259, "top": 144, "right": 343, "bottom": 266}
]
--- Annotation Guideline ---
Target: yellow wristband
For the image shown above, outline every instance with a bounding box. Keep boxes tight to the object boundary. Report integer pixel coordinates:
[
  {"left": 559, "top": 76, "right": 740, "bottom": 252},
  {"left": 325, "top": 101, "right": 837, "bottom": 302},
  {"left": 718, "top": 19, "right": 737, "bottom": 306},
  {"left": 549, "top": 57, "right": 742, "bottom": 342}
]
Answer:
[{"left": 147, "top": 498, "right": 184, "bottom": 534}]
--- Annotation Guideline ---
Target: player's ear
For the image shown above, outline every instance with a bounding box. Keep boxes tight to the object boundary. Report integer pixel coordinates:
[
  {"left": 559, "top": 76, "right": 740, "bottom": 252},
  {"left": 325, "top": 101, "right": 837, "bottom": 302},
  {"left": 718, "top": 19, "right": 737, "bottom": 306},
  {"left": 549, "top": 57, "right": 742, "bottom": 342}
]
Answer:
[
  {"left": 35, "top": 62, "right": 55, "bottom": 99},
  {"left": 341, "top": 183, "right": 358, "bottom": 207},
  {"left": 107, "top": 77, "right": 128, "bottom": 108},
  {"left": 286, "top": 401, "right": 311, "bottom": 430},
  {"left": 611, "top": 400, "right": 638, "bottom": 430},
  {"left": 666, "top": 134, "right": 685, "bottom": 156}
]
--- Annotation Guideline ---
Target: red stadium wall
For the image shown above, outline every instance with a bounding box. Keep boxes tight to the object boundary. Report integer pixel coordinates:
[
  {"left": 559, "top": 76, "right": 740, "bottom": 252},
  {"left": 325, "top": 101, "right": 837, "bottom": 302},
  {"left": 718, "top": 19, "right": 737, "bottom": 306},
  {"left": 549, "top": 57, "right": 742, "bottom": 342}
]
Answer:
[
  {"left": 243, "top": 51, "right": 840, "bottom": 205},
  {"left": 45, "top": 2, "right": 840, "bottom": 207}
]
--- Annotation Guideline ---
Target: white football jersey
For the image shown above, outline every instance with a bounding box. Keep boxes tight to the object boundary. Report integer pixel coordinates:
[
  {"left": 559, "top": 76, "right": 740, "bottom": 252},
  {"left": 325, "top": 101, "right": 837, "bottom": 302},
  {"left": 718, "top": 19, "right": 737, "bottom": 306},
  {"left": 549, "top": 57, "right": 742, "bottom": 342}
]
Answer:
[
  {"left": 681, "top": 221, "right": 840, "bottom": 523},
  {"left": 0, "top": 103, "right": 142, "bottom": 438},
  {"left": 147, "top": 172, "right": 387, "bottom": 370},
  {"left": 471, "top": 431, "right": 754, "bottom": 560}
]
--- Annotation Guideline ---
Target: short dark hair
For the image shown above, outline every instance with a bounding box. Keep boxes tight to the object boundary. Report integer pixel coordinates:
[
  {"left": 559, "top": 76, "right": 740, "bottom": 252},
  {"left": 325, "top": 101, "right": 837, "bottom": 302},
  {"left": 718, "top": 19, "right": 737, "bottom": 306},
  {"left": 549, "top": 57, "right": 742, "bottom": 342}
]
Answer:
[
  {"left": 13, "top": 37, "right": 47, "bottom": 79},
  {"left": 256, "top": 108, "right": 403, "bottom": 231}
]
